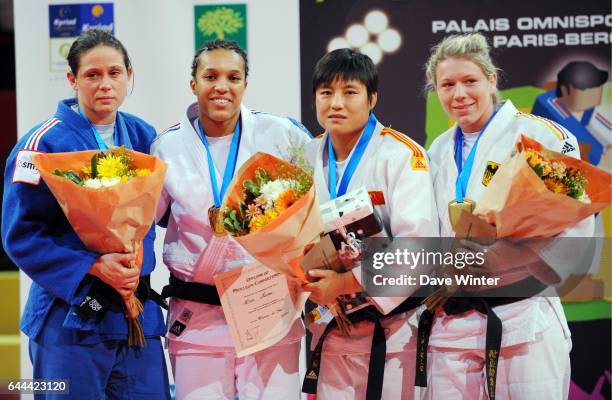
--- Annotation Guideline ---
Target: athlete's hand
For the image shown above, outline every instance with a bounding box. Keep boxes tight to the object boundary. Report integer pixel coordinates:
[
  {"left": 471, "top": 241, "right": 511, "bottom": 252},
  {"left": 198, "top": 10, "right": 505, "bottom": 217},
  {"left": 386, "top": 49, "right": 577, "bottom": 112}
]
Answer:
[
  {"left": 303, "top": 269, "right": 362, "bottom": 305},
  {"left": 88, "top": 253, "right": 140, "bottom": 299}
]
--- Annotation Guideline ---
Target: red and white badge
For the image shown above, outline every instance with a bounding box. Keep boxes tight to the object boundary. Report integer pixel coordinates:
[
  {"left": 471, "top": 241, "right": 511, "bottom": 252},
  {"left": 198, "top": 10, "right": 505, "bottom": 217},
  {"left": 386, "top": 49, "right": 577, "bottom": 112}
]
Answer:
[{"left": 12, "top": 150, "right": 41, "bottom": 185}]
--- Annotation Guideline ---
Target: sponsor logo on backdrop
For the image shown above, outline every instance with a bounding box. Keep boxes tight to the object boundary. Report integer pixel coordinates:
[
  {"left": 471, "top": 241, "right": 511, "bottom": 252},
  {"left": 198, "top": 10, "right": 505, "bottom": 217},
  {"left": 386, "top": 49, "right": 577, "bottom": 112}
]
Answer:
[
  {"left": 326, "top": 9, "right": 401, "bottom": 65},
  {"left": 194, "top": 4, "right": 247, "bottom": 51},
  {"left": 48, "top": 4, "right": 114, "bottom": 73}
]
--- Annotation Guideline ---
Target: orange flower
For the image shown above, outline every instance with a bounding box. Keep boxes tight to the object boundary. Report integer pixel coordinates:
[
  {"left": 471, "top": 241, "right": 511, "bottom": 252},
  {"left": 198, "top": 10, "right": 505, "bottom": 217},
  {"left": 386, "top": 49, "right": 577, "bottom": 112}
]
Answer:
[
  {"left": 274, "top": 188, "right": 298, "bottom": 213},
  {"left": 544, "top": 177, "right": 567, "bottom": 194}
]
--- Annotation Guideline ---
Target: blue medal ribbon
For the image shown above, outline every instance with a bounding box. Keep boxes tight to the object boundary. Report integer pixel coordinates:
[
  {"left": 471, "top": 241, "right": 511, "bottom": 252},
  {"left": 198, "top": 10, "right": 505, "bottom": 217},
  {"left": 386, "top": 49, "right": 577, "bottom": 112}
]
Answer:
[
  {"left": 580, "top": 108, "right": 594, "bottom": 126},
  {"left": 196, "top": 118, "right": 241, "bottom": 207},
  {"left": 327, "top": 113, "right": 377, "bottom": 199},
  {"left": 78, "top": 107, "right": 121, "bottom": 150},
  {"left": 454, "top": 110, "right": 497, "bottom": 203}
]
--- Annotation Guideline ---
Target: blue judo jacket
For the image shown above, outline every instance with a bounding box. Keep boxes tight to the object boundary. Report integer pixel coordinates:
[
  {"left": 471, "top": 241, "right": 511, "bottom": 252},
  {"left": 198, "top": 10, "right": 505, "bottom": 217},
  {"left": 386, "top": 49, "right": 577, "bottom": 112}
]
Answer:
[{"left": 2, "top": 99, "right": 165, "bottom": 344}]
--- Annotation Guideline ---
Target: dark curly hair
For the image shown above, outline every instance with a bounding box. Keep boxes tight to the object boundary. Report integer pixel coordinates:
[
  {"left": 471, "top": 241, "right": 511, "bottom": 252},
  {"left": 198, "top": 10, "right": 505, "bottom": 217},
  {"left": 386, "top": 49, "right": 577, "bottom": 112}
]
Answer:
[{"left": 191, "top": 39, "right": 248, "bottom": 78}]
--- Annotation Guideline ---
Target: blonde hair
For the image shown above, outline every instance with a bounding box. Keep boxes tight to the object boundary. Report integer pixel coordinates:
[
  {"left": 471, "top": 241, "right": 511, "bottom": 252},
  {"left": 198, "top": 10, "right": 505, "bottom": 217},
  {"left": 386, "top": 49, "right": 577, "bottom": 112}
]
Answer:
[{"left": 425, "top": 33, "right": 501, "bottom": 104}]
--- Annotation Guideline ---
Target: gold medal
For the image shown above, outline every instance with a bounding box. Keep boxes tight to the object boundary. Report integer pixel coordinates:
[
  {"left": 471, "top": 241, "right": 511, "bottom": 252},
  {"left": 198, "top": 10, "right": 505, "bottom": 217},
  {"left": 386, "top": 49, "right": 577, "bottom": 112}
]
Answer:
[
  {"left": 208, "top": 205, "right": 227, "bottom": 237},
  {"left": 447, "top": 198, "right": 475, "bottom": 232}
]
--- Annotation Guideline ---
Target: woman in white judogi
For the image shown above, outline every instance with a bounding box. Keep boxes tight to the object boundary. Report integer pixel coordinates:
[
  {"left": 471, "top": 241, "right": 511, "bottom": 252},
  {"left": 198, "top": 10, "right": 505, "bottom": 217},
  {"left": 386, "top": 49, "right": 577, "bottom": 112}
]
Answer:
[
  {"left": 152, "top": 39, "right": 310, "bottom": 400},
  {"left": 421, "top": 33, "right": 594, "bottom": 400},
  {"left": 302, "top": 48, "right": 439, "bottom": 400}
]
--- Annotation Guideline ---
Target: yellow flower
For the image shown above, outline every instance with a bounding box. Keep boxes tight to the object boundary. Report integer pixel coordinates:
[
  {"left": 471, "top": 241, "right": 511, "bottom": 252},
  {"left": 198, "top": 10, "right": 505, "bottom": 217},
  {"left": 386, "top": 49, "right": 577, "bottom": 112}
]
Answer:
[
  {"left": 135, "top": 168, "right": 151, "bottom": 177},
  {"left": 540, "top": 163, "right": 552, "bottom": 176},
  {"left": 544, "top": 177, "right": 566, "bottom": 194},
  {"left": 264, "top": 209, "right": 279, "bottom": 220},
  {"left": 248, "top": 214, "right": 268, "bottom": 233},
  {"left": 248, "top": 209, "right": 279, "bottom": 233},
  {"left": 81, "top": 165, "right": 92, "bottom": 177},
  {"left": 524, "top": 149, "right": 552, "bottom": 176},
  {"left": 274, "top": 188, "right": 297, "bottom": 213},
  {"left": 97, "top": 155, "right": 126, "bottom": 178}
]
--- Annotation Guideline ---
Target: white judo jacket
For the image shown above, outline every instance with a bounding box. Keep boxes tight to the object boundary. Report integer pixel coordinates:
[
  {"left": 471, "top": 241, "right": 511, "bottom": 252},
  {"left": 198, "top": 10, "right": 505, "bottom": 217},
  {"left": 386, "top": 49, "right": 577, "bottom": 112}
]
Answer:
[
  {"left": 305, "top": 120, "right": 439, "bottom": 354},
  {"left": 151, "top": 103, "right": 311, "bottom": 350},
  {"left": 426, "top": 100, "right": 594, "bottom": 349}
]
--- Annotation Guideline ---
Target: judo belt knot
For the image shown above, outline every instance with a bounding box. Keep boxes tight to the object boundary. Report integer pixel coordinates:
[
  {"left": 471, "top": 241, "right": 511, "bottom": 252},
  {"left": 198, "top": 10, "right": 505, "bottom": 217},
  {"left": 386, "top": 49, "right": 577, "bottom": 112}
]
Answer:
[{"left": 303, "top": 293, "right": 425, "bottom": 400}]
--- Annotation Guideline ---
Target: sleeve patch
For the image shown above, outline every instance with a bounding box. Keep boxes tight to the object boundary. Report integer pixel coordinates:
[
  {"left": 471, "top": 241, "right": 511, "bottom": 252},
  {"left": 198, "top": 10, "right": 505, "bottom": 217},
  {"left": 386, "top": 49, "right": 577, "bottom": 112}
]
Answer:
[
  {"left": 380, "top": 128, "right": 429, "bottom": 171},
  {"left": 368, "top": 190, "right": 386, "bottom": 206},
  {"left": 12, "top": 150, "right": 42, "bottom": 185},
  {"left": 411, "top": 157, "right": 429, "bottom": 171}
]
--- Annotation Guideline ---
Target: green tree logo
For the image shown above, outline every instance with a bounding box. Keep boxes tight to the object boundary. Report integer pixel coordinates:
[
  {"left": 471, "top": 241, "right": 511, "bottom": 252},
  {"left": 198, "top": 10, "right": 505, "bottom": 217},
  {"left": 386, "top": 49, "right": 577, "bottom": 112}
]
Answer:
[{"left": 197, "top": 7, "right": 244, "bottom": 39}]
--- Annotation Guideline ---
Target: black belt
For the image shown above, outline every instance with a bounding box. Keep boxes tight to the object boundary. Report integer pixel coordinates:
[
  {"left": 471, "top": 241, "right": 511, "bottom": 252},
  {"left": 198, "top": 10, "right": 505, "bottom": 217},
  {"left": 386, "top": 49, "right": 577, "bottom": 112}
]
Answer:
[
  {"left": 139, "top": 276, "right": 168, "bottom": 310},
  {"left": 76, "top": 274, "right": 168, "bottom": 317},
  {"left": 160, "top": 274, "right": 221, "bottom": 306},
  {"left": 415, "top": 277, "right": 547, "bottom": 399},
  {"left": 302, "top": 287, "right": 431, "bottom": 400}
]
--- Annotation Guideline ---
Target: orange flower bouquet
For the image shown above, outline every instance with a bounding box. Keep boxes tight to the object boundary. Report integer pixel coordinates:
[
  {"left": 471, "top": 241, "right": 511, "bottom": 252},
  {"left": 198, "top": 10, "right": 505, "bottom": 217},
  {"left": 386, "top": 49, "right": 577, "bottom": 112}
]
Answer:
[
  {"left": 32, "top": 147, "right": 167, "bottom": 346},
  {"left": 469, "top": 134, "right": 611, "bottom": 238},
  {"left": 221, "top": 152, "right": 324, "bottom": 281},
  {"left": 426, "top": 135, "right": 612, "bottom": 310}
]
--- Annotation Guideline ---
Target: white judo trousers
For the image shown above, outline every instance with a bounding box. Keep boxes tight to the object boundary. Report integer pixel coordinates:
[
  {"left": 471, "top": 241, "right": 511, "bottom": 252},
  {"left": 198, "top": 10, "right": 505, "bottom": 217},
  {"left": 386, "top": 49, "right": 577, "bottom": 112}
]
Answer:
[
  {"left": 423, "top": 100, "right": 594, "bottom": 399},
  {"left": 170, "top": 339, "right": 302, "bottom": 400},
  {"left": 152, "top": 103, "right": 311, "bottom": 400},
  {"left": 305, "top": 121, "right": 439, "bottom": 399}
]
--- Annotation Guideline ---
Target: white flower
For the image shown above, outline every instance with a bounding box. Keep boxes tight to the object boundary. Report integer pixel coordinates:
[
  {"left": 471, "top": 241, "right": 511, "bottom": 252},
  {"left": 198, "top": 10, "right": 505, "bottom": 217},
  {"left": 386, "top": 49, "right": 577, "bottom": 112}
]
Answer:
[
  {"left": 83, "top": 177, "right": 121, "bottom": 189},
  {"left": 101, "top": 177, "right": 121, "bottom": 187},
  {"left": 83, "top": 178, "right": 103, "bottom": 189},
  {"left": 260, "top": 179, "right": 298, "bottom": 207},
  {"left": 578, "top": 193, "right": 591, "bottom": 204}
]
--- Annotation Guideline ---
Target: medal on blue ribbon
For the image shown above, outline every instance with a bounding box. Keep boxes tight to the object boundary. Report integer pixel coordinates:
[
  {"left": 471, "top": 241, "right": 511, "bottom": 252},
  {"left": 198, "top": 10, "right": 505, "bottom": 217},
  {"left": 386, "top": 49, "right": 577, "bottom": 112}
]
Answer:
[
  {"left": 197, "top": 118, "right": 241, "bottom": 236},
  {"left": 448, "top": 110, "right": 497, "bottom": 231},
  {"left": 327, "top": 113, "right": 377, "bottom": 199}
]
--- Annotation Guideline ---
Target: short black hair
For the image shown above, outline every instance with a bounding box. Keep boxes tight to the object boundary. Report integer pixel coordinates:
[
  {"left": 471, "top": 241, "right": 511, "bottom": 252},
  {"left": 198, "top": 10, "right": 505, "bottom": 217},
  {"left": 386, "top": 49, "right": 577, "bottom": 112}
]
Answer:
[
  {"left": 191, "top": 39, "right": 249, "bottom": 78},
  {"left": 312, "top": 48, "right": 378, "bottom": 101},
  {"left": 556, "top": 61, "right": 609, "bottom": 97},
  {"left": 67, "top": 29, "right": 131, "bottom": 75}
]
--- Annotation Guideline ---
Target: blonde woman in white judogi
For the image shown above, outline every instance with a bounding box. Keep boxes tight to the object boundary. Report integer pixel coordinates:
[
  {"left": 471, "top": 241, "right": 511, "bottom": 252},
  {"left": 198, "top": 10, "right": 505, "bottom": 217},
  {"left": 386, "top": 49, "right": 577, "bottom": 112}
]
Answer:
[{"left": 421, "top": 33, "right": 593, "bottom": 400}]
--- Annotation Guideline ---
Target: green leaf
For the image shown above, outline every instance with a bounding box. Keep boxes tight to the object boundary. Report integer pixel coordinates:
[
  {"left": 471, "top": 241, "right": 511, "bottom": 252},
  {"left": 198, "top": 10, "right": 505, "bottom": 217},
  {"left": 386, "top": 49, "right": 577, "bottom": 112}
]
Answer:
[
  {"left": 243, "top": 180, "right": 260, "bottom": 197},
  {"left": 533, "top": 164, "right": 545, "bottom": 178},
  {"left": 255, "top": 168, "right": 270, "bottom": 187},
  {"left": 91, "top": 153, "right": 99, "bottom": 179},
  {"left": 61, "top": 170, "right": 83, "bottom": 185}
]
